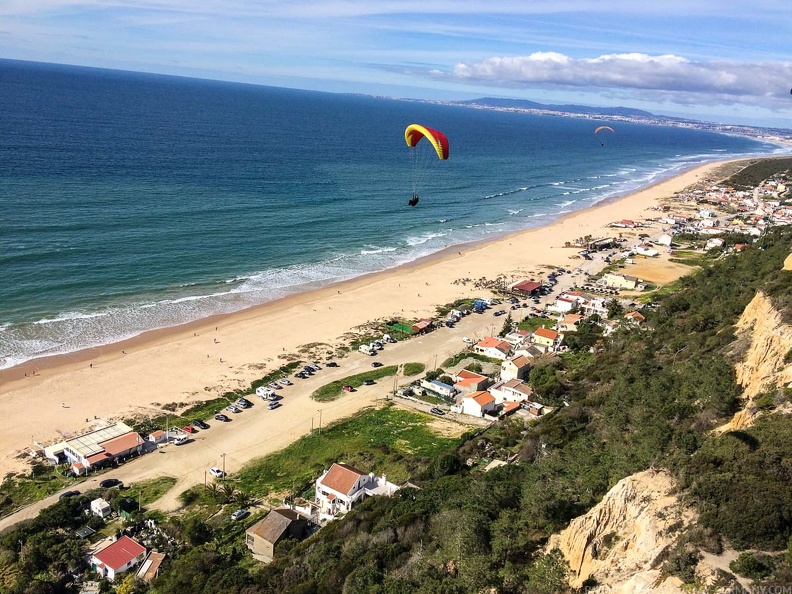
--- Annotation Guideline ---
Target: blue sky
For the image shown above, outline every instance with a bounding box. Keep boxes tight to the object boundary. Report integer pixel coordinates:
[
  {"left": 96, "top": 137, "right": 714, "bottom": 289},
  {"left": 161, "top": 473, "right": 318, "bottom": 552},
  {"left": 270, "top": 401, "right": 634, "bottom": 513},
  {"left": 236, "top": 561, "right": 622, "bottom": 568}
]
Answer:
[{"left": 2, "top": 1, "right": 792, "bottom": 126}]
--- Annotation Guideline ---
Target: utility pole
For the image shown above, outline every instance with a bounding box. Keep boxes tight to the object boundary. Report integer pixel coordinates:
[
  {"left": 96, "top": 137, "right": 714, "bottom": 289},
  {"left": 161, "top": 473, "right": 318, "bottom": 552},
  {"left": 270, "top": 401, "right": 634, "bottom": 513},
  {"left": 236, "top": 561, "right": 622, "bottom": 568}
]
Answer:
[
  {"left": 317, "top": 409, "right": 323, "bottom": 435},
  {"left": 221, "top": 453, "right": 226, "bottom": 479}
]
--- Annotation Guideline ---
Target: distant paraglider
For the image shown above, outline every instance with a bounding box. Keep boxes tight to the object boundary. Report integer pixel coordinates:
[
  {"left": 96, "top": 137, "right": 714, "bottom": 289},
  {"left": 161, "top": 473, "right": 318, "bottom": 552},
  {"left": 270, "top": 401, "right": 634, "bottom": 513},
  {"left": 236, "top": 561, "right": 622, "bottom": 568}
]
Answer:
[
  {"left": 405, "top": 124, "right": 449, "bottom": 206},
  {"left": 594, "top": 125, "right": 616, "bottom": 146}
]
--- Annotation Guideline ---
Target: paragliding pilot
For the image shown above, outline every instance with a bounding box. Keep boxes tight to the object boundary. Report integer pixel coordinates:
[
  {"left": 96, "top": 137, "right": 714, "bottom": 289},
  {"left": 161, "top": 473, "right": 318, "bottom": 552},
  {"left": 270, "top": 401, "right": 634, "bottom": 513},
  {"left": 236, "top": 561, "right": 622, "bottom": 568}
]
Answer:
[{"left": 408, "top": 193, "right": 420, "bottom": 207}]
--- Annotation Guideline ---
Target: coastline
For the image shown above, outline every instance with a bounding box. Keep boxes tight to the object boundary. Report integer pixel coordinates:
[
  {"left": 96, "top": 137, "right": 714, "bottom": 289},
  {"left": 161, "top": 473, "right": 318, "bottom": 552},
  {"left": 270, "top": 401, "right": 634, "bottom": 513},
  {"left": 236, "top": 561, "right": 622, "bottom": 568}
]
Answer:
[{"left": 0, "top": 157, "right": 748, "bottom": 477}]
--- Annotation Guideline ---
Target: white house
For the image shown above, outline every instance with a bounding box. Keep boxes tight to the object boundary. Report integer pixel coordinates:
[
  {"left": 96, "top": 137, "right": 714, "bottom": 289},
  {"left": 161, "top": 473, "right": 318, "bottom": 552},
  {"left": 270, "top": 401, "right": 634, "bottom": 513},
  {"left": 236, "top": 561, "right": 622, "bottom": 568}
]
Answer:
[
  {"left": 502, "top": 330, "right": 531, "bottom": 347},
  {"left": 514, "top": 344, "right": 547, "bottom": 359},
  {"left": 500, "top": 355, "right": 532, "bottom": 382},
  {"left": 315, "top": 463, "right": 399, "bottom": 517},
  {"left": 90, "top": 498, "right": 112, "bottom": 519},
  {"left": 473, "top": 337, "right": 511, "bottom": 360},
  {"left": 489, "top": 379, "right": 534, "bottom": 404},
  {"left": 91, "top": 536, "right": 147, "bottom": 581},
  {"left": 548, "top": 295, "right": 578, "bottom": 313},
  {"left": 460, "top": 391, "right": 497, "bottom": 417},
  {"left": 705, "top": 237, "right": 725, "bottom": 250}
]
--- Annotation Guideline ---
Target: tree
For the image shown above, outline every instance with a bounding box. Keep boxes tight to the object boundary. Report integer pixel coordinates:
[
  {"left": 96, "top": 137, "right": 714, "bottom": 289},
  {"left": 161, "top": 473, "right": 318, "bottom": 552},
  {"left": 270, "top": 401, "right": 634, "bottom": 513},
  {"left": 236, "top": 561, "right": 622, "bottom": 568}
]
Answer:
[
  {"left": 116, "top": 573, "right": 148, "bottom": 594},
  {"left": 606, "top": 299, "right": 624, "bottom": 319},
  {"left": 526, "top": 548, "right": 570, "bottom": 594}
]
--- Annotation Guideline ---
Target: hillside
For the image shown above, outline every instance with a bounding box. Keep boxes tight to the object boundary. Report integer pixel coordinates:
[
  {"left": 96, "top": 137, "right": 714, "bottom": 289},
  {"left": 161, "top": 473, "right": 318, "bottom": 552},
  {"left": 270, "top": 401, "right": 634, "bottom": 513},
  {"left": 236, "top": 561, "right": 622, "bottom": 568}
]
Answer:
[
  {"left": 461, "top": 97, "right": 654, "bottom": 117},
  {"left": 1, "top": 224, "right": 791, "bottom": 592},
  {"left": 149, "top": 226, "right": 792, "bottom": 593}
]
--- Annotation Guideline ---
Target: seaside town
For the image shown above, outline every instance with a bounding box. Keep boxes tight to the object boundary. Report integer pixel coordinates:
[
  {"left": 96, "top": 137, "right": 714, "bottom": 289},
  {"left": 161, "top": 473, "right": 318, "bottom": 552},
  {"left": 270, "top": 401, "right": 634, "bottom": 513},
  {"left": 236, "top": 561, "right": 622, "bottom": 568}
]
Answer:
[{"left": 0, "top": 159, "right": 789, "bottom": 592}]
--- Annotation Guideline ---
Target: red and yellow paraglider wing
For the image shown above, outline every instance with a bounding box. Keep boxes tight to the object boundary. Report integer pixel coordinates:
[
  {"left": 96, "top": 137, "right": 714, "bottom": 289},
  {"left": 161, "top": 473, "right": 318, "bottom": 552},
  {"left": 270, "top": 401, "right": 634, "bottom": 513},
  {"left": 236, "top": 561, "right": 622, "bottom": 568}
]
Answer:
[
  {"left": 404, "top": 124, "right": 449, "bottom": 160},
  {"left": 594, "top": 126, "right": 615, "bottom": 134}
]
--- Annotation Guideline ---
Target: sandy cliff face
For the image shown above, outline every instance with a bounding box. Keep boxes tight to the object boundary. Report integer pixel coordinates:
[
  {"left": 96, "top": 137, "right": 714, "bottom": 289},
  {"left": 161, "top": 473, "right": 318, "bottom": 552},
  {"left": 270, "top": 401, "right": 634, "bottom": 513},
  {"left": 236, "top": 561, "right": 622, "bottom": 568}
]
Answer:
[
  {"left": 547, "top": 469, "right": 693, "bottom": 592},
  {"left": 724, "top": 291, "right": 792, "bottom": 431}
]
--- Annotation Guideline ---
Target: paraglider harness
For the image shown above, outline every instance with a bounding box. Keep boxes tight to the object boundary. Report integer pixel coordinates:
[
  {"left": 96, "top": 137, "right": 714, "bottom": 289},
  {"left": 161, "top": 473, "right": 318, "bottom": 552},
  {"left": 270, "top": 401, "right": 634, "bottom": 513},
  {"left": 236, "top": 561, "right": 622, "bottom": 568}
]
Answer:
[{"left": 408, "top": 193, "right": 419, "bottom": 207}]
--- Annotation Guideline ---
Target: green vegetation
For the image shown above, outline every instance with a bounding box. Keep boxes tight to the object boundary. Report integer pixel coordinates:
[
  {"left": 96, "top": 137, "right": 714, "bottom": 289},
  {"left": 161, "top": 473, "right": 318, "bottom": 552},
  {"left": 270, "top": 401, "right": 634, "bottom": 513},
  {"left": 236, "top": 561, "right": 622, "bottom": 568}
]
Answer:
[
  {"left": 401, "top": 362, "right": 425, "bottom": 376},
  {"left": 311, "top": 365, "right": 398, "bottom": 402},
  {"left": 729, "top": 552, "right": 776, "bottom": 580},
  {"left": 130, "top": 476, "right": 178, "bottom": 507},
  {"left": 518, "top": 316, "right": 552, "bottom": 333},
  {"left": 441, "top": 351, "right": 501, "bottom": 369},
  {"left": 668, "top": 249, "right": 708, "bottom": 267},
  {"left": 725, "top": 157, "right": 792, "bottom": 189},
  {"left": 0, "top": 463, "right": 76, "bottom": 517},
  {"left": 234, "top": 405, "right": 459, "bottom": 496},
  {"left": 3, "top": 221, "right": 792, "bottom": 593}
]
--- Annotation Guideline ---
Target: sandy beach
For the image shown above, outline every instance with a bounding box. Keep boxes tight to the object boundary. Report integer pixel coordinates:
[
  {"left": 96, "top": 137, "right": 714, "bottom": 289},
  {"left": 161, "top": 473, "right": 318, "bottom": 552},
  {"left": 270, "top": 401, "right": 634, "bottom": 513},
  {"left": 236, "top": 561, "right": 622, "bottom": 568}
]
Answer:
[{"left": 0, "top": 159, "right": 742, "bottom": 483}]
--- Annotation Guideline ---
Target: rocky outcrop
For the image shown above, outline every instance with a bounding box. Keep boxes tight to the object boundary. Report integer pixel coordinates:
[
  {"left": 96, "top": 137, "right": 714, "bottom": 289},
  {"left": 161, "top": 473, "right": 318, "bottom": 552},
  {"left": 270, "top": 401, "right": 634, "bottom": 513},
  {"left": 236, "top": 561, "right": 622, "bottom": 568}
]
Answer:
[
  {"left": 547, "top": 469, "right": 694, "bottom": 592},
  {"left": 720, "top": 291, "right": 792, "bottom": 432}
]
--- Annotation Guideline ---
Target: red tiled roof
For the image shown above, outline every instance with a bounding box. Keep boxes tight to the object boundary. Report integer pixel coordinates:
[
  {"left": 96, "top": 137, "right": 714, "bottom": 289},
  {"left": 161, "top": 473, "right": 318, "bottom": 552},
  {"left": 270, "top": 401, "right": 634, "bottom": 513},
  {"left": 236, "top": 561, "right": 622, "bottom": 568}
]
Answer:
[
  {"left": 562, "top": 314, "right": 583, "bottom": 325},
  {"left": 320, "top": 463, "right": 365, "bottom": 495},
  {"left": 534, "top": 328, "right": 559, "bottom": 340},
  {"left": 456, "top": 369, "right": 486, "bottom": 381},
  {"left": 94, "top": 536, "right": 146, "bottom": 571},
  {"left": 502, "top": 402, "right": 521, "bottom": 415},
  {"left": 470, "top": 391, "right": 495, "bottom": 406},
  {"left": 476, "top": 337, "right": 510, "bottom": 351},
  {"left": 513, "top": 280, "right": 542, "bottom": 293},
  {"left": 624, "top": 311, "right": 645, "bottom": 321},
  {"left": 100, "top": 432, "right": 143, "bottom": 456}
]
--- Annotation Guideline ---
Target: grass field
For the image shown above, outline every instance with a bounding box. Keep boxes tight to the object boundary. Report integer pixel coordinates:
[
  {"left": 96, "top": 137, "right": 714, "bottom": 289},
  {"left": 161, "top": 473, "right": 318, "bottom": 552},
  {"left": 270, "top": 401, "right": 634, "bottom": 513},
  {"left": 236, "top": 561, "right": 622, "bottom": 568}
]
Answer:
[{"left": 233, "top": 404, "right": 459, "bottom": 497}]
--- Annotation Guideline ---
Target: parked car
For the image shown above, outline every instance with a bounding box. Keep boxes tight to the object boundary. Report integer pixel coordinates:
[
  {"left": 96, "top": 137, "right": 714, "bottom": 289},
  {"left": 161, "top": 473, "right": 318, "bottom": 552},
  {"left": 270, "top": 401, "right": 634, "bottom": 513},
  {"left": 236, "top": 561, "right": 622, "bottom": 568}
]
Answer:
[
  {"left": 429, "top": 407, "right": 446, "bottom": 416},
  {"left": 462, "top": 337, "right": 473, "bottom": 344},
  {"left": 236, "top": 398, "right": 253, "bottom": 408},
  {"left": 363, "top": 379, "right": 375, "bottom": 386},
  {"left": 493, "top": 309, "right": 507, "bottom": 316},
  {"left": 182, "top": 425, "right": 196, "bottom": 433},
  {"left": 231, "top": 509, "right": 249, "bottom": 521},
  {"left": 326, "top": 361, "right": 338, "bottom": 367},
  {"left": 214, "top": 413, "right": 231, "bottom": 422},
  {"left": 267, "top": 401, "right": 281, "bottom": 410},
  {"left": 309, "top": 362, "right": 322, "bottom": 370},
  {"left": 59, "top": 490, "right": 81, "bottom": 500},
  {"left": 226, "top": 404, "right": 242, "bottom": 414},
  {"left": 268, "top": 382, "right": 282, "bottom": 390},
  {"left": 193, "top": 419, "right": 210, "bottom": 430},
  {"left": 371, "top": 361, "right": 383, "bottom": 368},
  {"left": 281, "top": 378, "right": 293, "bottom": 386},
  {"left": 302, "top": 366, "right": 314, "bottom": 374},
  {"left": 209, "top": 467, "right": 225, "bottom": 478},
  {"left": 342, "top": 385, "right": 354, "bottom": 392},
  {"left": 99, "top": 478, "right": 122, "bottom": 489}
]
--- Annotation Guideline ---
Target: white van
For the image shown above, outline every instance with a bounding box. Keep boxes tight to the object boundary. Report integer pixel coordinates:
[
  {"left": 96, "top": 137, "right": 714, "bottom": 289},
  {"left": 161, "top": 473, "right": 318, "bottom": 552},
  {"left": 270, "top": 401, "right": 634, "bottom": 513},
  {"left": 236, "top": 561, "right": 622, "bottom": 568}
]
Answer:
[
  {"left": 256, "top": 386, "right": 275, "bottom": 398},
  {"left": 173, "top": 435, "right": 189, "bottom": 445},
  {"left": 359, "top": 344, "right": 375, "bottom": 355}
]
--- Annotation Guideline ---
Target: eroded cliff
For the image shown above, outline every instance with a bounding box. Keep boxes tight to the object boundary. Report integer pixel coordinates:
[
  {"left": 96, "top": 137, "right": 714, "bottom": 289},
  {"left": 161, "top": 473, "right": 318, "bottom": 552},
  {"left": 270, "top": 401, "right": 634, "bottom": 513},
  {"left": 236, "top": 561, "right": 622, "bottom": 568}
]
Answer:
[{"left": 547, "top": 469, "right": 694, "bottom": 592}]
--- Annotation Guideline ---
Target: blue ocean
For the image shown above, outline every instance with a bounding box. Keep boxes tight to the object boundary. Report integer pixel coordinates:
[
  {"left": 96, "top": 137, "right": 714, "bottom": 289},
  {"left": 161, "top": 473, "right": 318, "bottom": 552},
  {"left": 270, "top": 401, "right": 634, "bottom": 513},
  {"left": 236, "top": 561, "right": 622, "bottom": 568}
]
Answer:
[{"left": 0, "top": 59, "right": 783, "bottom": 369}]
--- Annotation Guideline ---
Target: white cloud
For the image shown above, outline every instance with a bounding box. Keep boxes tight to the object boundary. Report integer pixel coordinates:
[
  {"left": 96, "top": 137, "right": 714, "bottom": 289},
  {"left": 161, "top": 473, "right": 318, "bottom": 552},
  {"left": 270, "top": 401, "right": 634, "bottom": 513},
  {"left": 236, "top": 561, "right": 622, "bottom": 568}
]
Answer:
[{"left": 440, "top": 52, "right": 792, "bottom": 107}]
